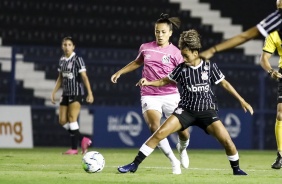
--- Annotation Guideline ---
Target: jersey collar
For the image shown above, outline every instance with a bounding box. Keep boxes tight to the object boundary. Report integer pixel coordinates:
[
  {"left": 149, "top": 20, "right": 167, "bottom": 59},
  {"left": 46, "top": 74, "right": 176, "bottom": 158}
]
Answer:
[
  {"left": 62, "top": 52, "right": 76, "bottom": 61},
  {"left": 189, "top": 59, "right": 203, "bottom": 69}
]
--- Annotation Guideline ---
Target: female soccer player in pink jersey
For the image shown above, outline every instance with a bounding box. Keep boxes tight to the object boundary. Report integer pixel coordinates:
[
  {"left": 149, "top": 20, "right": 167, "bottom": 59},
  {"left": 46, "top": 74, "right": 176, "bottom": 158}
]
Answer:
[{"left": 111, "top": 13, "right": 189, "bottom": 174}]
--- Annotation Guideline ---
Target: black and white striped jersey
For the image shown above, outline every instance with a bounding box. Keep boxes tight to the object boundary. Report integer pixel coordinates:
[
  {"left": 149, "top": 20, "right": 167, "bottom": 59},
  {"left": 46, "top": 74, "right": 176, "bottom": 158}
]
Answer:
[
  {"left": 257, "top": 10, "right": 282, "bottom": 37},
  {"left": 58, "top": 52, "right": 86, "bottom": 96},
  {"left": 168, "top": 60, "right": 225, "bottom": 111}
]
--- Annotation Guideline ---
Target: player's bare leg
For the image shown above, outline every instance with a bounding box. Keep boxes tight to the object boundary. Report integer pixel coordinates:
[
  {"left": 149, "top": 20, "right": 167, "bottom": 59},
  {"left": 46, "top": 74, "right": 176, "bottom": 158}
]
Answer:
[
  {"left": 207, "top": 120, "right": 247, "bottom": 175},
  {"left": 118, "top": 115, "right": 182, "bottom": 174},
  {"left": 143, "top": 110, "right": 181, "bottom": 174}
]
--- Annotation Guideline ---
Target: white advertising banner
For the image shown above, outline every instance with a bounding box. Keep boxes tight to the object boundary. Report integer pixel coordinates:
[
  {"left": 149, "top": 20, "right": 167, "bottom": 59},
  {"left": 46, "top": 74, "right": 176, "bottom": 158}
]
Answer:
[{"left": 0, "top": 106, "right": 33, "bottom": 148}]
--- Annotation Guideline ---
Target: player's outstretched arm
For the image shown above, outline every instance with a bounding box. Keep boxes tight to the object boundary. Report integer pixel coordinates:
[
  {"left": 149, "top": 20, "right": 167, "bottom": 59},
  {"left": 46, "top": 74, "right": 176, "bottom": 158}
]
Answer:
[
  {"left": 200, "top": 26, "right": 261, "bottom": 60},
  {"left": 136, "top": 77, "right": 172, "bottom": 87},
  {"left": 219, "top": 79, "right": 254, "bottom": 115},
  {"left": 111, "top": 58, "right": 144, "bottom": 83}
]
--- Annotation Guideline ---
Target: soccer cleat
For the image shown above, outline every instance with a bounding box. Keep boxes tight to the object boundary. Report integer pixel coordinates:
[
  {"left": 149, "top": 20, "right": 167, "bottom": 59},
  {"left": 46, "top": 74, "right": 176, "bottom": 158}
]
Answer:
[
  {"left": 176, "top": 143, "right": 189, "bottom": 169},
  {"left": 63, "top": 149, "right": 78, "bottom": 155},
  {"left": 117, "top": 162, "right": 138, "bottom": 173},
  {"left": 271, "top": 152, "right": 282, "bottom": 169},
  {"left": 233, "top": 168, "right": 248, "bottom": 175},
  {"left": 81, "top": 137, "right": 92, "bottom": 154},
  {"left": 171, "top": 159, "right": 181, "bottom": 174}
]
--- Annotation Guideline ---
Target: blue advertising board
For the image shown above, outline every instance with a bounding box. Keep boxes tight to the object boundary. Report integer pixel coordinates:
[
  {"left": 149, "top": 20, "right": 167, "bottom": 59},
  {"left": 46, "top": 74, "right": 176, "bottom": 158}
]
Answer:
[
  {"left": 93, "top": 106, "right": 151, "bottom": 148},
  {"left": 92, "top": 107, "right": 253, "bottom": 149}
]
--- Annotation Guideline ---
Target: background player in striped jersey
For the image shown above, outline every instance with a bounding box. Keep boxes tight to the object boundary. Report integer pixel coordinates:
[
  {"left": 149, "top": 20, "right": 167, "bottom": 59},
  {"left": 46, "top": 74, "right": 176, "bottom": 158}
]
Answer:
[
  {"left": 200, "top": 0, "right": 282, "bottom": 60},
  {"left": 260, "top": 30, "right": 282, "bottom": 169},
  {"left": 117, "top": 29, "right": 253, "bottom": 175},
  {"left": 51, "top": 37, "right": 94, "bottom": 155},
  {"left": 111, "top": 14, "right": 190, "bottom": 174}
]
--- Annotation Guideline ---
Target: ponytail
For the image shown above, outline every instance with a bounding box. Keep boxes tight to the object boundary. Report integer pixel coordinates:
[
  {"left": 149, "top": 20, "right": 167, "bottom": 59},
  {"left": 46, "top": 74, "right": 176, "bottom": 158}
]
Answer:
[{"left": 156, "top": 13, "right": 181, "bottom": 30}]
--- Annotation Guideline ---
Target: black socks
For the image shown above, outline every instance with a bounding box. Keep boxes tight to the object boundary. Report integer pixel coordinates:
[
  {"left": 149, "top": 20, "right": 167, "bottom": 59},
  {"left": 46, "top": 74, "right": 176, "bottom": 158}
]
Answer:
[
  {"left": 69, "top": 129, "right": 82, "bottom": 149},
  {"left": 133, "top": 151, "right": 146, "bottom": 166}
]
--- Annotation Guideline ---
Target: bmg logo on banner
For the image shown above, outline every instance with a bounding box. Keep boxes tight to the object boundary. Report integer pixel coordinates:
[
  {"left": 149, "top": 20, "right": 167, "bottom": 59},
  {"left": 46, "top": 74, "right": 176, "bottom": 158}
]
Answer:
[{"left": 0, "top": 106, "right": 33, "bottom": 148}]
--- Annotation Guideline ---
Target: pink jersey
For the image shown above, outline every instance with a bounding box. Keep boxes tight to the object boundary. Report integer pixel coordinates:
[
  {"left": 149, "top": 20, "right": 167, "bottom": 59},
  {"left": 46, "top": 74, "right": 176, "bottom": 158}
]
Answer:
[{"left": 136, "top": 41, "right": 183, "bottom": 96}]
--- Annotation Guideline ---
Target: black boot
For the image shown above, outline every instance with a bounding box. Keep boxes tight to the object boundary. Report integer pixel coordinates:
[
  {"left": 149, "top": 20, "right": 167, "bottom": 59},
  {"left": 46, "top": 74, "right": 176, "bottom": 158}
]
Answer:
[{"left": 271, "top": 152, "right": 282, "bottom": 169}]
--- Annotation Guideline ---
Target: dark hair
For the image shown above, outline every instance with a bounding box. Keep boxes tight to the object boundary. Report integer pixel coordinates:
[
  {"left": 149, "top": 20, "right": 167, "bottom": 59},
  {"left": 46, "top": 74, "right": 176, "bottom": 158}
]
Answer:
[
  {"left": 156, "top": 13, "right": 181, "bottom": 30},
  {"left": 178, "top": 29, "right": 202, "bottom": 52},
  {"left": 62, "top": 36, "right": 75, "bottom": 45}
]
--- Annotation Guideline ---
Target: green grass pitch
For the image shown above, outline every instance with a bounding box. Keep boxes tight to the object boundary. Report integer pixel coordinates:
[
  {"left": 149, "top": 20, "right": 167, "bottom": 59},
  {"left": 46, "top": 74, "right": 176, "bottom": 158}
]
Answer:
[{"left": 0, "top": 148, "right": 281, "bottom": 184}]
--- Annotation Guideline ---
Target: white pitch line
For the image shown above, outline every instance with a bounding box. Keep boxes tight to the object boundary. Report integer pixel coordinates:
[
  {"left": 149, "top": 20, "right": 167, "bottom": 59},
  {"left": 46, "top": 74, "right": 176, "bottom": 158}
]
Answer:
[
  {"left": 0, "top": 164, "right": 271, "bottom": 172},
  {"left": 113, "top": 166, "right": 271, "bottom": 172}
]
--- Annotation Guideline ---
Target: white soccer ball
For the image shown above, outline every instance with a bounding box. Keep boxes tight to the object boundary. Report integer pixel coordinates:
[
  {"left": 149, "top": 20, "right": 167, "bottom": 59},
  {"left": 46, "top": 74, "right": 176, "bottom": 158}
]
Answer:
[{"left": 82, "top": 151, "right": 105, "bottom": 173}]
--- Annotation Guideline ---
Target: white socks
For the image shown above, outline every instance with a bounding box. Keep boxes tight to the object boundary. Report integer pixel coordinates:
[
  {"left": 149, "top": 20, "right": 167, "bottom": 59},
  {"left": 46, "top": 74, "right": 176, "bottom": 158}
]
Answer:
[
  {"left": 62, "top": 122, "right": 70, "bottom": 130},
  {"left": 140, "top": 137, "right": 190, "bottom": 163},
  {"left": 157, "top": 138, "right": 178, "bottom": 162},
  {"left": 227, "top": 152, "right": 239, "bottom": 161},
  {"left": 140, "top": 144, "right": 154, "bottom": 156},
  {"left": 178, "top": 137, "right": 190, "bottom": 151},
  {"left": 69, "top": 121, "right": 79, "bottom": 130}
]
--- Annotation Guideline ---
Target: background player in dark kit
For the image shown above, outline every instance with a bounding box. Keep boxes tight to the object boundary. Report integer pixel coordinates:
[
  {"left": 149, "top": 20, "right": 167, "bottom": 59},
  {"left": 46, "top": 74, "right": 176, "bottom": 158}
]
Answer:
[{"left": 51, "top": 37, "right": 94, "bottom": 155}]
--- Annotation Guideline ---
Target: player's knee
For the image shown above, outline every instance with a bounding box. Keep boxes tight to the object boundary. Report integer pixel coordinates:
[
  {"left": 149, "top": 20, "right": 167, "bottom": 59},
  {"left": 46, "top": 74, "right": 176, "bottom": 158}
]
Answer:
[
  {"left": 154, "top": 130, "right": 166, "bottom": 141},
  {"left": 148, "top": 124, "right": 160, "bottom": 133},
  {"left": 276, "top": 111, "right": 282, "bottom": 120}
]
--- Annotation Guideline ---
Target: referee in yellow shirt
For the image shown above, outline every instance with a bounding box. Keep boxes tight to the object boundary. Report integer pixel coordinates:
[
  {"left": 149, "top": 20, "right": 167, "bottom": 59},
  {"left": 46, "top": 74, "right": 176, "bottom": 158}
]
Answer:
[{"left": 260, "top": 30, "right": 282, "bottom": 169}]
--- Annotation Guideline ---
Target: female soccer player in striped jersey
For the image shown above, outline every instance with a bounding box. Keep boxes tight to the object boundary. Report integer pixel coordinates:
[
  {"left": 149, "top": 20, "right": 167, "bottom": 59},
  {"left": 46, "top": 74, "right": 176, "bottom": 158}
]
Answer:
[
  {"left": 200, "top": 0, "right": 282, "bottom": 60},
  {"left": 111, "top": 14, "right": 190, "bottom": 174},
  {"left": 118, "top": 29, "right": 253, "bottom": 175},
  {"left": 51, "top": 37, "right": 94, "bottom": 155}
]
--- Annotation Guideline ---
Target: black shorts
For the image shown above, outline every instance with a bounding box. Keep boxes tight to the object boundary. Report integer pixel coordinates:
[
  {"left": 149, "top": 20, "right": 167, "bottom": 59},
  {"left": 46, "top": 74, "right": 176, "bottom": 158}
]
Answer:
[
  {"left": 60, "top": 95, "right": 84, "bottom": 106},
  {"left": 278, "top": 68, "right": 282, "bottom": 103},
  {"left": 172, "top": 107, "right": 220, "bottom": 134}
]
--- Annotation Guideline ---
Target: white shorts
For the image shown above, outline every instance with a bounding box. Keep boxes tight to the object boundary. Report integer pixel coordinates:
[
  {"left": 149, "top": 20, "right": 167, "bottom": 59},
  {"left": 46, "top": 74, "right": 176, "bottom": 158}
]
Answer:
[{"left": 141, "top": 93, "right": 180, "bottom": 118}]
